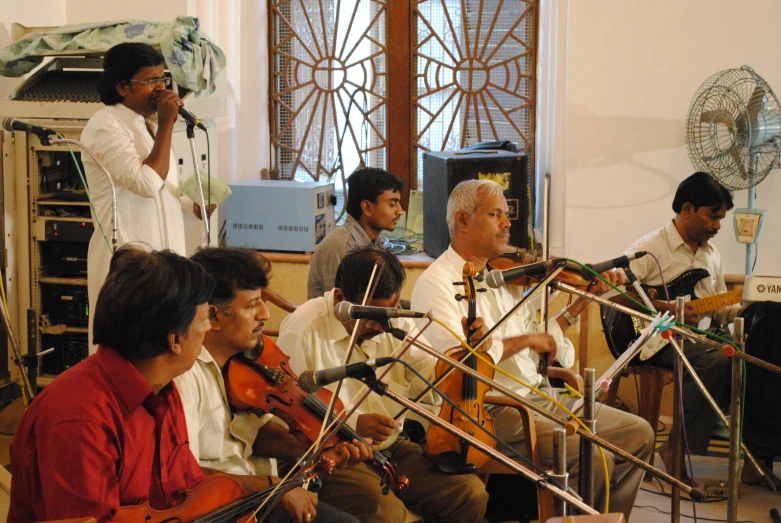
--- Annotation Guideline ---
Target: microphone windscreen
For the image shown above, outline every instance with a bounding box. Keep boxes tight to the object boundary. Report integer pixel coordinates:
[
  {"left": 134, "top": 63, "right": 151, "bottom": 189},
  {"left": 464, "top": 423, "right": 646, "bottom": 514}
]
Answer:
[
  {"left": 298, "top": 370, "right": 321, "bottom": 394},
  {"left": 333, "top": 301, "right": 351, "bottom": 322},
  {"left": 485, "top": 270, "right": 504, "bottom": 289}
]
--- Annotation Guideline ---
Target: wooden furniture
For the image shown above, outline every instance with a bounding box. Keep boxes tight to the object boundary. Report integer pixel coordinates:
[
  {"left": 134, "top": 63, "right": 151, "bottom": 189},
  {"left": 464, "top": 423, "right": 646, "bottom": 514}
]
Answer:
[
  {"left": 547, "top": 514, "right": 626, "bottom": 523},
  {"left": 478, "top": 367, "right": 584, "bottom": 523},
  {"left": 605, "top": 364, "right": 673, "bottom": 467},
  {"left": 261, "top": 288, "right": 299, "bottom": 337}
]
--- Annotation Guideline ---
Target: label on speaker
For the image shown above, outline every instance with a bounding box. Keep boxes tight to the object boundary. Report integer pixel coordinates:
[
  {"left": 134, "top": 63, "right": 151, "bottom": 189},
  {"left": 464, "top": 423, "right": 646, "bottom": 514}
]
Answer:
[
  {"left": 478, "top": 171, "right": 511, "bottom": 190},
  {"left": 506, "top": 199, "right": 519, "bottom": 221}
]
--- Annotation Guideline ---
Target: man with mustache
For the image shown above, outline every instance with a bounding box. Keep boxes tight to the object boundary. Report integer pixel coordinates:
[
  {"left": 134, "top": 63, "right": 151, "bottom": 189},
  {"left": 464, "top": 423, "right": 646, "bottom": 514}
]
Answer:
[
  {"left": 175, "top": 247, "right": 366, "bottom": 523},
  {"left": 307, "top": 168, "right": 405, "bottom": 299},
  {"left": 624, "top": 172, "right": 744, "bottom": 484},
  {"left": 411, "top": 179, "right": 654, "bottom": 519},
  {"left": 82, "top": 42, "right": 212, "bottom": 352},
  {"left": 280, "top": 247, "right": 489, "bottom": 523}
]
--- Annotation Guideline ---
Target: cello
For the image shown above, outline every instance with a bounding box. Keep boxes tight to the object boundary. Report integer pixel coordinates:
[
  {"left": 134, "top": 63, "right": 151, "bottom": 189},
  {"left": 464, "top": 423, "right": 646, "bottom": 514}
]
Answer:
[
  {"left": 423, "top": 262, "right": 496, "bottom": 473},
  {"left": 223, "top": 335, "right": 409, "bottom": 495}
]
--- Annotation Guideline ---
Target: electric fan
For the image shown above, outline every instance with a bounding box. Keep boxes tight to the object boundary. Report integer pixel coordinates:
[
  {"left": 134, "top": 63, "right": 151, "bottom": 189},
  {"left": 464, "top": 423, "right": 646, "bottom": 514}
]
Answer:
[{"left": 685, "top": 65, "right": 781, "bottom": 275}]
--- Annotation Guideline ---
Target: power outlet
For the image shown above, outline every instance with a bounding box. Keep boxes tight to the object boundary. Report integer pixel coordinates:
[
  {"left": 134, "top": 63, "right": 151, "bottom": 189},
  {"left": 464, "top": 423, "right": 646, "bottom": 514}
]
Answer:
[{"left": 703, "top": 479, "right": 729, "bottom": 498}]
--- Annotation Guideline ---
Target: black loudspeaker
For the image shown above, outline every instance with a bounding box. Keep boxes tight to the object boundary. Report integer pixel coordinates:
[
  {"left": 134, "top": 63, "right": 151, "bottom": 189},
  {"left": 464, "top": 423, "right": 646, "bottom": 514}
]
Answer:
[{"left": 422, "top": 150, "right": 530, "bottom": 258}]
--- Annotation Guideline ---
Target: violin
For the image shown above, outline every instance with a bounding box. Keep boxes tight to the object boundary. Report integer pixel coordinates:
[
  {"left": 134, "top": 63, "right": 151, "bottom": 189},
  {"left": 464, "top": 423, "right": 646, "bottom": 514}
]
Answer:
[
  {"left": 223, "top": 335, "right": 409, "bottom": 495},
  {"left": 423, "top": 262, "right": 496, "bottom": 472},
  {"left": 488, "top": 250, "right": 592, "bottom": 289},
  {"left": 115, "top": 460, "right": 328, "bottom": 523}
]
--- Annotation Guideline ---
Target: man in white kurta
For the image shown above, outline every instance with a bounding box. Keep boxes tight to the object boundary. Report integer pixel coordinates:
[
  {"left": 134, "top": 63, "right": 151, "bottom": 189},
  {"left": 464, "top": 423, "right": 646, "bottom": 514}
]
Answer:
[
  {"left": 82, "top": 43, "right": 192, "bottom": 351},
  {"left": 176, "top": 246, "right": 363, "bottom": 523},
  {"left": 278, "top": 247, "right": 489, "bottom": 523},
  {"left": 411, "top": 180, "right": 654, "bottom": 519}
]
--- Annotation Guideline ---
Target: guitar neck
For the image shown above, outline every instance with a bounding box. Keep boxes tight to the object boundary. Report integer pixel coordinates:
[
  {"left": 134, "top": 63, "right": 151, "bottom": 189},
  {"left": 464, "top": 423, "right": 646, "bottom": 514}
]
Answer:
[{"left": 686, "top": 288, "right": 743, "bottom": 315}]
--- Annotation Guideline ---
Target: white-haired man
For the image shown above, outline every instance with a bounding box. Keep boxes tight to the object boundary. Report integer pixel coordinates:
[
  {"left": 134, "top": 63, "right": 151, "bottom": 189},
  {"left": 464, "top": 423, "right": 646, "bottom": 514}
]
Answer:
[{"left": 411, "top": 179, "right": 655, "bottom": 519}]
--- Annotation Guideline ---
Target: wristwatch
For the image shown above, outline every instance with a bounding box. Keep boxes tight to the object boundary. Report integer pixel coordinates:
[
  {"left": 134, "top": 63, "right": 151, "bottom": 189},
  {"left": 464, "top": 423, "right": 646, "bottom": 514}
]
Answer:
[{"left": 562, "top": 310, "right": 579, "bottom": 327}]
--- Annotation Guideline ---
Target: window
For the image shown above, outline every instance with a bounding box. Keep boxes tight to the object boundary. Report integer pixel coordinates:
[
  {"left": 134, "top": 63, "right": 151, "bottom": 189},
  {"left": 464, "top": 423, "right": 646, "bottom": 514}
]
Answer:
[{"left": 269, "top": 0, "right": 538, "bottom": 212}]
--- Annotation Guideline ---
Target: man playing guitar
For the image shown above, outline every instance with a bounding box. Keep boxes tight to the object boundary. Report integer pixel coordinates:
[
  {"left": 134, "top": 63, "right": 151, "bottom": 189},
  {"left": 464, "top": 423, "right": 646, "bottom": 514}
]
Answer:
[{"left": 623, "top": 172, "right": 743, "bottom": 485}]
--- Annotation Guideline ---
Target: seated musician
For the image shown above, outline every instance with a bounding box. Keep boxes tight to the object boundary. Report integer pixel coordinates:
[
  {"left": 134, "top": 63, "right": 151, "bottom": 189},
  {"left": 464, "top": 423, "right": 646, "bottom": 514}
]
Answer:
[
  {"left": 307, "top": 167, "right": 405, "bottom": 300},
  {"left": 278, "top": 247, "right": 490, "bottom": 523},
  {"left": 176, "top": 247, "right": 365, "bottom": 523},
  {"left": 623, "top": 172, "right": 778, "bottom": 487},
  {"left": 8, "top": 246, "right": 213, "bottom": 522},
  {"left": 411, "top": 179, "right": 655, "bottom": 519}
]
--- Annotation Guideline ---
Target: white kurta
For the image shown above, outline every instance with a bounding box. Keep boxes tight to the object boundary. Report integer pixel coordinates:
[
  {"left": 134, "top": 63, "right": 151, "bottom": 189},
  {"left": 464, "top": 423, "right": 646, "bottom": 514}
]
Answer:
[
  {"left": 81, "top": 103, "right": 187, "bottom": 351},
  {"left": 174, "top": 347, "right": 276, "bottom": 476},
  {"left": 276, "top": 290, "right": 437, "bottom": 450},
  {"left": 410, "top": 246, "right": 575, "bottom": 398}
]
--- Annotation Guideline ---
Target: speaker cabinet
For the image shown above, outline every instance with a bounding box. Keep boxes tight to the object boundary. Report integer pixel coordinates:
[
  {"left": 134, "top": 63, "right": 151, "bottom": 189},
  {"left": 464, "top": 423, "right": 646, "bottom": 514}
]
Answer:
[{"left": 422, "top": 150, "right": 530, "bottom": 258}]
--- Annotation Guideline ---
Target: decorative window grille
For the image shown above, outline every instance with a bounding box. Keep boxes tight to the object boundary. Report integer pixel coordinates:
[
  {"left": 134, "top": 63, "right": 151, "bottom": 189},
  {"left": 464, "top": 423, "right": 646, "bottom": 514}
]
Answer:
[{"left": 270, "top": 0, "right": 537, "bottom": 201}]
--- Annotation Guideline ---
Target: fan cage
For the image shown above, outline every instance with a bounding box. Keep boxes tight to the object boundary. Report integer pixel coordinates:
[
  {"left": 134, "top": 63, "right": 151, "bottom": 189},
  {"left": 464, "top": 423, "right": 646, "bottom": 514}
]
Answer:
[{"left": 685, "top": 66, "right": 781, "bottom": 191}]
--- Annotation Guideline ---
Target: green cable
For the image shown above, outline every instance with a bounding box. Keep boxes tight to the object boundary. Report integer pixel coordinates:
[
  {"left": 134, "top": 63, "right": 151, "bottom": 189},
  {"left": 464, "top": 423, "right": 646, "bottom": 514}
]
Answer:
[{"left": 58, "top": 133, "right": 112, "bottom": 253}]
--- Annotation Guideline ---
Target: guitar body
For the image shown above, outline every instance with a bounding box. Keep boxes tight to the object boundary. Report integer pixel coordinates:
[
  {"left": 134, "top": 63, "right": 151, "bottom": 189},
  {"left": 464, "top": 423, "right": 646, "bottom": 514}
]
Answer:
[{"left": 600, "top": 268, "right": 709, "bottom": 359}]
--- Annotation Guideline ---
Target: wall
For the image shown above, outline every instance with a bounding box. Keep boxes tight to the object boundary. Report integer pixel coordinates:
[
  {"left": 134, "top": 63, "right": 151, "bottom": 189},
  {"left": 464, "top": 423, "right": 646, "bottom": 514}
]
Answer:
[{"left": 564, "top": 0, "right": 781, "bottom": 277}]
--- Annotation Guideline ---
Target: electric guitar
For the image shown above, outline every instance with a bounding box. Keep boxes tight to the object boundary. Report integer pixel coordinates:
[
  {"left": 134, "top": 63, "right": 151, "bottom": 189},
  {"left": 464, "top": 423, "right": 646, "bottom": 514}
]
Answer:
[{"left": 600, "top": 268, "right": 743, "bottom": 361}]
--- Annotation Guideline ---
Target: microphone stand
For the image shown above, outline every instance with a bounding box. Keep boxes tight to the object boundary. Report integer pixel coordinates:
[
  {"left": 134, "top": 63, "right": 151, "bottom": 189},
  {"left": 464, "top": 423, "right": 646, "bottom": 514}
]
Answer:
[
  {"left": 555, "top": 279, "right": 778, "bottom": 493},
  {"left": 184, "top": 123, "right": 210, "bottom": 247},
  {"left": 355, "top": 372, "right": 601, "bottom": 515},
  {"left": 400, "top": 333, "right": 705, "bottom": 500}
]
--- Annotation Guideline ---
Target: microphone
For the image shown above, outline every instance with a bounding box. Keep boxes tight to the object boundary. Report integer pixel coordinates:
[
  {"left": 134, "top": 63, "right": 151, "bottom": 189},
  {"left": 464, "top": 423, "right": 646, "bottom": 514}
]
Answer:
[
  {"left": 485, "top": 258, "right": 574, "bottom": 289},
  {"left": 178, "top": 106, "right": 207, "bottom": 131},
  {"left": 298, "top": 357, "right": 396, "bottom": 393},
  {"left": 2, "top": 117, "right": 57, "bottom": 141},
  {"left": 333, "top": 301, "right": 429, "bottom": 322},
  {"left": 580, "top": 251, "right": 648, "bottom": 279}
]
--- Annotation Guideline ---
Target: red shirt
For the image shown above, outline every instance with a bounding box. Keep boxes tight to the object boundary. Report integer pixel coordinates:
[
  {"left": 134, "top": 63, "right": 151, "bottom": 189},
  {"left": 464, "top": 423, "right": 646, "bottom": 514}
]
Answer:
[{"left": 8, "top": 346, "right": 204, "bottom": 522}]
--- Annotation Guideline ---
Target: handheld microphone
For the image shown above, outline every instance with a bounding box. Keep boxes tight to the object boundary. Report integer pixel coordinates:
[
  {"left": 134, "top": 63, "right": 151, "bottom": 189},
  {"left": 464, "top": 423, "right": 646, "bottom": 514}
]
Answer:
[
  {"left": 178, "top": 106, "right": 207, "bottom": 131},
  {"left": 333, "top": 301, "right": 429, "bottom": 322},
  {"left": 485, "top": 258, "right": 574, "bottom": 289},
  {"left": 2, "top": 117, "right": 57, "bottom": 142},
  {"left": 298, "top": 357, "right": 396, "bottom": 393},
  {"left": 580, "top": 251, "right": 648, "bottom": 279}
]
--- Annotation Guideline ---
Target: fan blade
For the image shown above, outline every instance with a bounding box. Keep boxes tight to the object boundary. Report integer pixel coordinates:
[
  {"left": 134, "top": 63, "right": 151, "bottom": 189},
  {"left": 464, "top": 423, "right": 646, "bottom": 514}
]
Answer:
[
  {"left": 700, "top": 110, "right": 736, "bottom": 129},
  {"left": 728, "top": 145, "right": 748, "bottom": 179},
  {"left": 746, "top": 85, "right": 766, "bottom": 126}
]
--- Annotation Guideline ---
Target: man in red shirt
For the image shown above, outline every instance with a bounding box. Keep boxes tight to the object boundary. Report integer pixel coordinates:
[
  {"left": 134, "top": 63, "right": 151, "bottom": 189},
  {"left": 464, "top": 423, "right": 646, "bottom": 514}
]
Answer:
[{"left": 9, "top": 246, "right": 215, "bottom": 522}]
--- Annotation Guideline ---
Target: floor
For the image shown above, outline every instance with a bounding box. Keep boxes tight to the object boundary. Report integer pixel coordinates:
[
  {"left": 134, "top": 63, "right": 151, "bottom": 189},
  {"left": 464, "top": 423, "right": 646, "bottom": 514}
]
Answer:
[{"left": 0, "top": 402, "right": 777, "bottom": 522}]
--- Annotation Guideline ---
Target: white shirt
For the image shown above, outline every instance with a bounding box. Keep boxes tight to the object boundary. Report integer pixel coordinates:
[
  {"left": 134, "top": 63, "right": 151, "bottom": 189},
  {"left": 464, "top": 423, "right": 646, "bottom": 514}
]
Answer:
[
  {"left": 174, "top": 347, "right": 275, "bottom": 476},
  {"left": 410, "top": 246, "right": 574, "bottom": 398},
  {"left": 276, "top": 290, "right": 437, "bottom": 450},
  {"left": 626, "top": 219, "right": 727, "bottom": 329},
  {"left": 82, "top": 103, "right": 188, "bottom": 351}
]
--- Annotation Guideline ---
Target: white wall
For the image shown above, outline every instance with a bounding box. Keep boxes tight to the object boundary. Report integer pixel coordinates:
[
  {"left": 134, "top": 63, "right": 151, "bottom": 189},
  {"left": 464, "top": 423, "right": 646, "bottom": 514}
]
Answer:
[
  {"left": 563, "top": 0, "right": 781, "bottom": 275},
  {"left": 1, "top": 0, "right": 270, "bottom": 186}
]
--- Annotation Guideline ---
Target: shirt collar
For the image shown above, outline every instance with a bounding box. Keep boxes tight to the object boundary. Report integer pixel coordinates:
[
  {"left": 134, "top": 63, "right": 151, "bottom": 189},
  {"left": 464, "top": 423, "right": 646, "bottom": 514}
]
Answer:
[
  {"left": 343, "top": 214, "right": 383, "bottom": 247},
  {"left": 94, "top": 345, "right": 159, "bottom": 414},
  {"left": 444, "top": 245, "right": 471, "bottom": 276},
  {"left": 665, "top": 219, "right": 714, "bottom": 254},
  {"left": 114, "top": 102, "right": 157, "bottom": 130},
  {"left": 324, "top": 289, "right": 352, "bottom": 343}
]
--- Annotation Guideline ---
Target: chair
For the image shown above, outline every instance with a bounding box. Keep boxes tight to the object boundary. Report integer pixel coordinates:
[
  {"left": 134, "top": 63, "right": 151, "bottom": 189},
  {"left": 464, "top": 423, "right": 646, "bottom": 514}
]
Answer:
[
  {"left": 478, "top": 367, "right": 584, "bottom": 523},
  {"left": 260, "top": 288, "right": 299, "bottom": 338},
  {"left": 604, "top": 364, "right": 673, "bottom": 468}
]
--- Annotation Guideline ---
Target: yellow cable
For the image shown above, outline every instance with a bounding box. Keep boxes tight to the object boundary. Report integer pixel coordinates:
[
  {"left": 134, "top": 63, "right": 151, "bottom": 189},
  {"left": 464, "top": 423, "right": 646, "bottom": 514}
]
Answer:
[{"left": 432, "top": 317, "right": 611, "bottom": 513}]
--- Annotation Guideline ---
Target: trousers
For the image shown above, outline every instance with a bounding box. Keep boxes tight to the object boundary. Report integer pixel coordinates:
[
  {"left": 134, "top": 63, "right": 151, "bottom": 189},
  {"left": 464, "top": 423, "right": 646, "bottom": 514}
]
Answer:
[
  {"left": 488, "top": 387, "right": 654, "bottom": 519},
  {"left": 316, "top": 439, "right": 488, "bottom": 523}
]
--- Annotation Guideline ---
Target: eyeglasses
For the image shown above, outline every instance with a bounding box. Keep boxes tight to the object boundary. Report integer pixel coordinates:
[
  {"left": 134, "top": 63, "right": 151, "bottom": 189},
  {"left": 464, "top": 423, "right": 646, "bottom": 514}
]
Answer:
[{"left": 129, "top": 77, "right": 172, "bottom": 87}]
